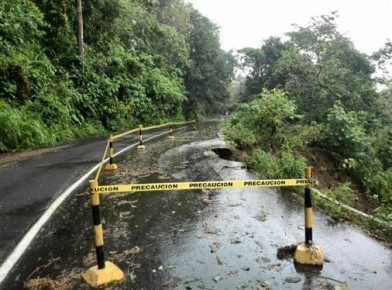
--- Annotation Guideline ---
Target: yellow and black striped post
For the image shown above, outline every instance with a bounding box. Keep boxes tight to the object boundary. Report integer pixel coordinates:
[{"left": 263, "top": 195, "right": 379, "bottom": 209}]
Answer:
[
  {"left": 90, "top": 180, "right": 105, "bottom": 269},
  {"left": 294, "top": 167, "right": 324, "bottom": 267},
  {"left": 82, "top": 180, "right": 124, "bottom": 287},
  {"left": 104, "top": 135, "right": 118, "bottom": 171},
  {"left": 304, "top": 167, "right": 313, "bottom": 245},
  {"left": 137, "top": 125, "right": 146, "bottom": 150},
  {"left": 168, "top": 122, "right": 174, "bottom": 140}
]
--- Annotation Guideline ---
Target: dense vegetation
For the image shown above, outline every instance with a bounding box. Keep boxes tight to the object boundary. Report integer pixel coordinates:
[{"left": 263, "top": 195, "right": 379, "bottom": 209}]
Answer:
[
  {"left": 0, "top": 0, "right": 234, "bottom": 152},
  {"left": 223, "top": 14, "right": 392, "bottom": 226}
]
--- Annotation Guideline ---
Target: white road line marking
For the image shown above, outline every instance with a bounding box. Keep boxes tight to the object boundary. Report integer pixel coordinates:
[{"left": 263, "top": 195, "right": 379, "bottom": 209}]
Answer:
[{"left": 0, "top": 131, "right": 168, "bottom": 284}]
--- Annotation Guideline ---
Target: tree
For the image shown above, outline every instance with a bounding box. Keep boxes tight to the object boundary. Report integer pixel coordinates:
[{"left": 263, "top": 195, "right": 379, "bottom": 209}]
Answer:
[
  {"left": 184, "top": 9, "right": 234, "bottom": 118},
  {"left": 372, "top": 40, "right": 392, "bottom": 84},
  {"left": 239, "top": 37, "right": 289, "bottom": 101},
  {"left": 0, "top": 0, "right": 234, "bottom": 151},
  {"left": 240, "top": 13, "right": 377, "bottom": 123},
  {"left": 280, "top": 13, "right": 376, "bottom": 122},
  {"left": 76, "top": 0, "right": 84, "bottom": 66}
]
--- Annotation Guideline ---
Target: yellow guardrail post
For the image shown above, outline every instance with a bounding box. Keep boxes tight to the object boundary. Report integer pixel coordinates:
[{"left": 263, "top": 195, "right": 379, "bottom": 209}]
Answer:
[
  {"left": 294, "top": 167, "right": 324, "bottom": 267},
  {"left": 82, "top": 180, "right": 124, "bottom": 287},
  {"left": 168, "top": 122, "right": 174, "bottom": 140},
  {"left": 104, "top": 135, "right": 118, "bottom": 171},
  {"left": 137, "top": 125, "right": 146, "bottom": 150}
]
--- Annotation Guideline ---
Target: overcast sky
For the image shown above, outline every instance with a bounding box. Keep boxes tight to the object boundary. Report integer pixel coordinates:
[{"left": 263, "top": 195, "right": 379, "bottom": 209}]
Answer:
[{"left": 185, "top": 0, "right": 392, "bottom": 55}]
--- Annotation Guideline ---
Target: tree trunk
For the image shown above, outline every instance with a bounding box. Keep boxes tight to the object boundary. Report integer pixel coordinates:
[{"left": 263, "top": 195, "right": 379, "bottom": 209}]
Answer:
[{"left": 76, "top": 0, "right": 84, "bottom": 70}]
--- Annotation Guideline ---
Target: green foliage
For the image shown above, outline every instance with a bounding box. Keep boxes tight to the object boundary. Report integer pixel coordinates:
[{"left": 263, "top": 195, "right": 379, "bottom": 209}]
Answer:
[
  {"left": 0, "top": 0, "right": 233, "bottom": 151},
  {"left": 184, "top": 9, "right": 234, "bottom": 117},
  {"left": 0, "top": 100, "right": 53, "bottom": 151},
  {"left": 0, "top": 0, "right": 54, "bottom": 102},
  {"left": 324, "top": 182, "right": 356, "bottom": 207},
  {"left": 248, "top": 89, "right": 296, "bottom": 141},
  {"left": 240, "top": 13, "right": 377, "bottom": 123},
  {"left": 224, "top": 89, "right": 297, "bottom": 149},
  {"left": 222, "top": 103, "right": 259, "bottom": 149},
  {"left": 248, "top": 149, "right": 279, "bottom": 178},
  {"left": 376, "top": 205, "right": 392, "bottom": 222},
  {"left": 223, "top": 88, "right": 305, "bottom": 180},
  {"left": 374, "top": 82, "right": 392, "bottom": 127},
  {"left": 282, "top": 123, "right": 322, "bottom": 151},
  {"left": 320, "top": 101, "right": 367, "bottom": 159},
  {"left": 247, "top": 149, "right": 305, "bottom": 180},
  {"left": 239, "top": 37, "right": 290, "bottom": 100},
  {"left": 278, "top": 150, "right": 306, "bottom": 179},
  {"left": 371, "top": 40, "right": 392, "bottom": 84},
  {"left": 226, "top": 12, "right": 392, "bottom": 230}
]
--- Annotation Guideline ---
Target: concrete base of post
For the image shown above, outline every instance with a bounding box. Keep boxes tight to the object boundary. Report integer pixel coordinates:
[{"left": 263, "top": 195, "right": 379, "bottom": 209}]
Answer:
[
  {"left": 137, "top": 145, "right": 146, "bottom": 150},
  {"left": 82, "top": 261, "right": 124, "bottom": 288},
  {"left": 168, "top": 136, "right": 175, "bottom": 140},
  {"left": 294, "top": 243, "right": 324, "bottom": 266},
  {"left": 104, "top": 163, "right": 118, "bottom": 171}
]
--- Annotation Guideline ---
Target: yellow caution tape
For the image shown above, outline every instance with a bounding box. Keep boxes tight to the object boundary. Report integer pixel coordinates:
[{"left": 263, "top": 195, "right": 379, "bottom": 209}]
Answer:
[{"left": 92, "top": 179, "right": 310, "bottom": 194}]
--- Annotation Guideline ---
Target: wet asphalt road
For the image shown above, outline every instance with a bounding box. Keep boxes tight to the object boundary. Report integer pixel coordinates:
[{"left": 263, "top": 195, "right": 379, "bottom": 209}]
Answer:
[
  {"left": 1, "top": 120, "right": 392, "bottom": 289},
  {"left": 0, "top": 126, "right": 178, "bottom": 284},
  {"left": 0, "top": 136, "right": 104, "bottom": 263}
]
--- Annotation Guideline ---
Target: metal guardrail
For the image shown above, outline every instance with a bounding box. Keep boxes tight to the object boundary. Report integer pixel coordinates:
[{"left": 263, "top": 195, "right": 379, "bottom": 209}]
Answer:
[{"left": 94, "top": 120, "right": 196, "bottom": 181}]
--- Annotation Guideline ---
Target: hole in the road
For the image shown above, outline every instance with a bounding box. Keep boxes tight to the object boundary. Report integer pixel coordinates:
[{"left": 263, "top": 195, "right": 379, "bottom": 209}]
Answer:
[
  {"left": 277, "top": 244, "right": 297, "bottom": 260},
  {"left": 211, "top": 148, "right": 233, "bottom": 160}
]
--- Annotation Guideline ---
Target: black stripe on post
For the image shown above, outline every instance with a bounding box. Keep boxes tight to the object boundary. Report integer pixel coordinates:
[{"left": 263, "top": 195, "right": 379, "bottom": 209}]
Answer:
[
  {"left": 92, "top": 205, "right": 101, "bottom": 225},
  {"left": 305, "top": 228, "right": 313, "bottom": 245},
  {"left": 139, "top": 127, "right": 143, "bottom": 146},
  {"left": 96, "top": 245, "right": 105, "bottom": 269},
  {"left": 305, "top": 187, "right": 312, "bottom": 207},
  {"left": 109, "top": 140, "right": 114, "bottom": 165}
]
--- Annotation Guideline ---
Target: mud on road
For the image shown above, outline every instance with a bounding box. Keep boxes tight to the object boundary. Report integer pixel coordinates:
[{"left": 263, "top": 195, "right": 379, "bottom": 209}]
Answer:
[{"left": 3, "top": 120, "right": 392, "bottom": 290}]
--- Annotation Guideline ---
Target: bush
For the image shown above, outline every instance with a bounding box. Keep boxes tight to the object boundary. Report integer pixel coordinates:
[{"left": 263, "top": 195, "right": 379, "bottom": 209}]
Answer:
[
  {"left": 376, "top": 206, "right": 392, "bottom": 222},
  {"left": 222, "top": 117, "right": 257, "bottom": 150},
  {"left": 320, "top": 101, "right": 367, "bottom": 160},
  {"left": 278, "top": 150, "right": 306, "bottom": 179},
  {"left": 248, "top": 149, "right": 279, "bottom": 178},
  {"left": 0, "top": 101, "right": 53, "bottom": 151},
  {"left": 324, "top": 182, "right": 356, "bottom": 207}
]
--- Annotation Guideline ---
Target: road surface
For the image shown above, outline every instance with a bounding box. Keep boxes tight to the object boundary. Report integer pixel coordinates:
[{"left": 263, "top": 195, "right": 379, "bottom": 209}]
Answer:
[
  {"left": 1, "top": 121, "right": 392, "bottom": 289},
  {"left": 0, "top": 127, "right": 175, "bottom": 285}
]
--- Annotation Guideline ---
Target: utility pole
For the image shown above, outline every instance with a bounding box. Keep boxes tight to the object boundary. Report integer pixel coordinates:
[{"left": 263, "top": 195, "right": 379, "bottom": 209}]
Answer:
[{"left": 76, "top": 0, "right": 84, "bottom": 70}]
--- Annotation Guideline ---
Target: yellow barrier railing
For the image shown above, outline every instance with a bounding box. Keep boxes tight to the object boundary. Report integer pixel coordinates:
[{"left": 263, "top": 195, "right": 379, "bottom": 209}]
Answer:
[
  {"left": 95, "top": 138, "right": 111, "bottom": 181},
  {"left": 112, "top": 128, "right": 140, "bottom": 141},
  {"left": 94, "top": 120, "right": 195, "bottom": 181},
  {"left": 112, "top": 120, "right": 195, "bottom": 140}
]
